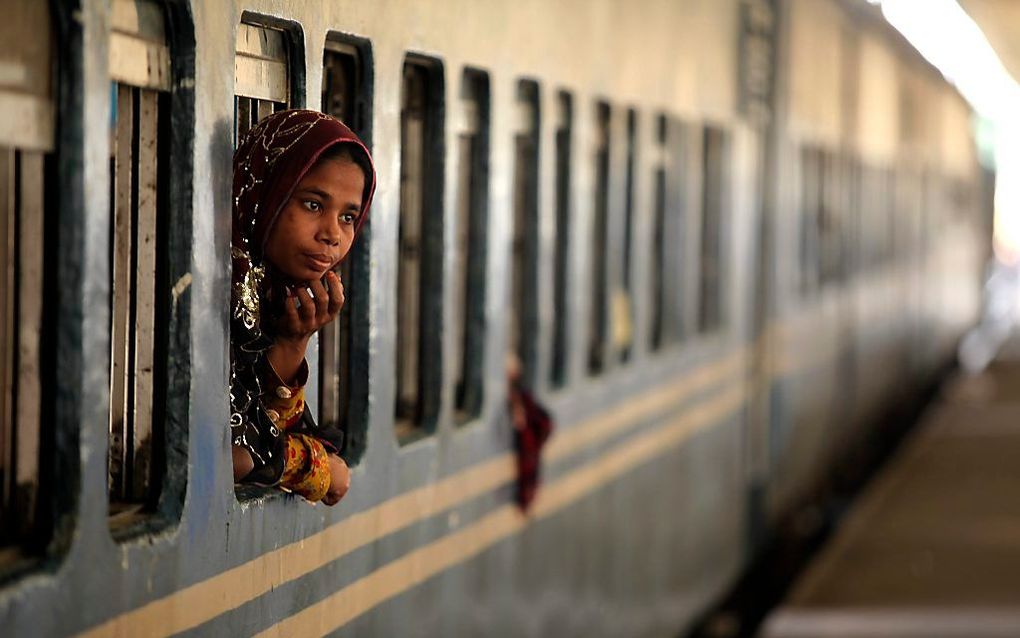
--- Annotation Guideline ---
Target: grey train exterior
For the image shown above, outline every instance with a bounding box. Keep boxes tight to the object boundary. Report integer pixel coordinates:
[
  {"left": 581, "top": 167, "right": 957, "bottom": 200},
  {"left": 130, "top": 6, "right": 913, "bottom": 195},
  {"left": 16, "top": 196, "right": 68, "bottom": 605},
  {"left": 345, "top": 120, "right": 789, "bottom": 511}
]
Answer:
[{"left": 0, "top": 0, "right": 988, "bottom": 636}]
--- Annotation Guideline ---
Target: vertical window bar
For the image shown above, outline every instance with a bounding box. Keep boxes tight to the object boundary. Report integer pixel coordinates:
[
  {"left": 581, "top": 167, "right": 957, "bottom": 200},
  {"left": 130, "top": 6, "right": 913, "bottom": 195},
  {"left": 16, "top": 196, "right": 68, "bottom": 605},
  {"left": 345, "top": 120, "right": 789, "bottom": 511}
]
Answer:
[
  {"left": 109, "top": 85, "right": 135, "bottom": 503},
  {"left": 16, "top": 151, "right": 43, "bottom": 531},
  {"left": 550, "top": 91, "right": 572, "bottom": 388},
  {"left": 452, "top": 69, "right": 489, "bottom": 421},
  {"left": 0, "top": 149, "right": 15, "bottom": 536},
  {"left": 130, "top": 88, "right": 160, "bottom": 501},
  {"left": 588, "top": 102, "right": 611, "bottom": 375},
  {"left": 698, "top": 125, "right": 726, "bottom": 333},
  {"left": 396, "top": 57, "right": 443, "bottom": 442},
  {"left": 510, "top": 80, "right": 540, "bottom": 389}
]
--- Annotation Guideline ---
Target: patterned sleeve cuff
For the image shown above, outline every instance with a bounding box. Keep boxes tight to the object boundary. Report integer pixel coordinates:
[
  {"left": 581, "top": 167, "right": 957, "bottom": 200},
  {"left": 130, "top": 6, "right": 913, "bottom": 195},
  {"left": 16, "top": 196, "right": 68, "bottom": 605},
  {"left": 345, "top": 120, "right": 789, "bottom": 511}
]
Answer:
[{"left": 280, "top": 433, "right": 331, "bottom": 502}]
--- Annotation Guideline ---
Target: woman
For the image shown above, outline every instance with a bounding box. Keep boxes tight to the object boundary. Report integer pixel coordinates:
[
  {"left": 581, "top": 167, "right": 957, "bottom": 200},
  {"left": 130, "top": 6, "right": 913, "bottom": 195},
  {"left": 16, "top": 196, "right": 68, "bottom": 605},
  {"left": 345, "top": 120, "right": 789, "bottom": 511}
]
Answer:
[{"left": 229, "top": 110, "right": 375, "bottom": 506}]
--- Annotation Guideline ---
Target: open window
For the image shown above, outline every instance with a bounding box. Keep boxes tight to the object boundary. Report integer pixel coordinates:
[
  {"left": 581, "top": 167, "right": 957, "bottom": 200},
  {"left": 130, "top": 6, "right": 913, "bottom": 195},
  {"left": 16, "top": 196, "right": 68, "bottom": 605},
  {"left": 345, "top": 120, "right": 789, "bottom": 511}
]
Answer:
[
  {"left": 799, "top": 145, "right": 822, "bottom": 294},
  {"left": 234, "top": 17, "right": 300, "bottom": 144},
  {"left": 698, "top": 125, "right": 727, "bottom": 333},
  {"left": 613, "top": 108, "right": 637, "bottom": 363},
  {"left": 0, "top": 1, "right": 53, "bottom": 555},
  {"left": 649, "top": 114, "right": 670, "bottom": 351},
  {"left": 395, "top": 55, "right": 444, "bottom": 442},
  {"left": 451, "top": 69, "right": 490, "bottom": 423},
  {"left": 320, "top": 33, "right": 372, "bottom": 463},
  {"left": 587, "top": 101, "right": 611, "bottom": 375},
  {"left": 510, "top": 80, "right": 540, "bottom": 389},
  {"left": 107, "top": 0, "right": 174, "bottom": 522},
  {"left": 818, "top": 150, "right": 843, "bottom": 286},
  {"left": 550, "top": 91, "right": 572, "bottom": 389}
]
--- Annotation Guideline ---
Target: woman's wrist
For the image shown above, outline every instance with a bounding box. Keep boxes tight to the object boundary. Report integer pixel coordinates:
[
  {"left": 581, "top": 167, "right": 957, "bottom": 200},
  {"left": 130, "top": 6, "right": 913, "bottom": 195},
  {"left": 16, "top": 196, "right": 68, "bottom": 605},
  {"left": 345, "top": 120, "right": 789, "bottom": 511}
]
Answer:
[{"left": 267, "top": 335, "right": 310, "bottom": 386}]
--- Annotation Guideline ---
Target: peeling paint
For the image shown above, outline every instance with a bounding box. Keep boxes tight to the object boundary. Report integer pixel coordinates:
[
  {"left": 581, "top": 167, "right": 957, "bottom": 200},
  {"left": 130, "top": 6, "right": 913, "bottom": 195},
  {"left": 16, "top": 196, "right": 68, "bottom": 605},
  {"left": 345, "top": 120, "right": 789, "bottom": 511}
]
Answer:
[{"left": 171, "top": 272, "right": 193, "bottom": 304}]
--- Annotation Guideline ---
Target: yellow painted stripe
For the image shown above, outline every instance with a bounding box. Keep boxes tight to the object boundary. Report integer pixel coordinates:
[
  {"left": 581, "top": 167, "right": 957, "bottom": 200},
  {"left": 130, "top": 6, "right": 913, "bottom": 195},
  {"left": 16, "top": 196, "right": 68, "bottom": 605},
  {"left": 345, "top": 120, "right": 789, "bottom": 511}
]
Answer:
[
  {"left": 254, "top": 385, "right": 747, "bottom": 638},
  {"left": 78, "top": 352, "right": 746, "bottom": 638}
]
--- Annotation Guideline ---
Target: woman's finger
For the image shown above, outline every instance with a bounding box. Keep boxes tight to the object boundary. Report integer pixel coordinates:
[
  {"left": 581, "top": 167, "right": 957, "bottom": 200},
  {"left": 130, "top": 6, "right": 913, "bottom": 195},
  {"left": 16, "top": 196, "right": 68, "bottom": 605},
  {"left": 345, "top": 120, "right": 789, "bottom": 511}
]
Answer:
[
  {"left": 308, "top": 278, "right": 330, "bottom": 317},
  {"left": 283, "top": 295, "right": 301, "bottom": 326},
  {"left": 326, "top": 271, "right": 345, "bottom": 316},
  {"left": 294, "top": 286, "right": 316, "bottom": 323}
]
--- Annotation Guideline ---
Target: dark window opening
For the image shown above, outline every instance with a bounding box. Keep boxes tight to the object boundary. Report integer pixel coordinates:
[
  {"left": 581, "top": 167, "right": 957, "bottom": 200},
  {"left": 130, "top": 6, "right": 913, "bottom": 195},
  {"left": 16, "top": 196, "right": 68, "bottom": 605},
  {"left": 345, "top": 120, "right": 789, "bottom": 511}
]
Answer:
[
  {"left": 819, "top": 151, "right": 843, "bottom": 286},
  {"left": 320, "top": 34, "right": 373, "bottom": 464},
  {"left": 799, "top": 145, "right": 822, "bottom": 295},
  {"left": 649, "top": 115, "right": 669, "bottom": 351},
  {"left": 452, "top": 69, "right": 490, "bottom": 423},
  {"left": 698, "top": 125, "right": 727, "bottom": 333},
  {"left": 395, "top": 56, "right": 444, "bottom": 443},
  {"left": 587, "top": 102, "right": 611, "bottom": 375},
  {"left": 614, "top": 109, "right": 637, "bottom": 363},
  {"left": 510, "top": 80, "right": 540, "bottom": 390},
  {"left": 550, "top": 91, "right": 572, "bottom": 389}
]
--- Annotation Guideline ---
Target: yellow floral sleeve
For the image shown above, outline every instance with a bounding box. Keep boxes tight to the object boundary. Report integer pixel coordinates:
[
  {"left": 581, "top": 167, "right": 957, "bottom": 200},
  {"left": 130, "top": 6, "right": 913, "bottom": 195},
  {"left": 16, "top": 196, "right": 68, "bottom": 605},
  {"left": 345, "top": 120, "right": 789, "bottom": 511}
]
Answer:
[{"left": 280, "top": 433, "right": 331, "bottom": 502}]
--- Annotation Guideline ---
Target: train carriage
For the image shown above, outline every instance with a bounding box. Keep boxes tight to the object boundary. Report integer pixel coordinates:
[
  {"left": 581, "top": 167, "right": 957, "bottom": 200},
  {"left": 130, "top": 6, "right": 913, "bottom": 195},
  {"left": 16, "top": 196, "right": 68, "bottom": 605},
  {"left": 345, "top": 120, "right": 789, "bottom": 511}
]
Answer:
[{"left": 0, "top": 1, "right": 988, "bottom": 636}]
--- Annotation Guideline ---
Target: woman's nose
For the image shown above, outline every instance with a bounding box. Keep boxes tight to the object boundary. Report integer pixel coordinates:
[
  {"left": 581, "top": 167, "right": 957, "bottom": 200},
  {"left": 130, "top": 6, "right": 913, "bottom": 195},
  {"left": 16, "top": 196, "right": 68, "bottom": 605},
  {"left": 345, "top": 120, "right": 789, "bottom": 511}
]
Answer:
[{"left": 319, "top": 214, "right": 341, "bottom": 245}]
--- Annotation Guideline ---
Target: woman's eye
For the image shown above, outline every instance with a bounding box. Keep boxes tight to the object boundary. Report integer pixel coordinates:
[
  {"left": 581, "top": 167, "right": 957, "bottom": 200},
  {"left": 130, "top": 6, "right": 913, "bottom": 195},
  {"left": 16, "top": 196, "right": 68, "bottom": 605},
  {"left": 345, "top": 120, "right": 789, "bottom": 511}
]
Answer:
[
  {"left": 302, "top": 200, "right": 323, "bottom": 213},
  {"left": 340, "top": 212, "right": 356, "bottom": 225}
]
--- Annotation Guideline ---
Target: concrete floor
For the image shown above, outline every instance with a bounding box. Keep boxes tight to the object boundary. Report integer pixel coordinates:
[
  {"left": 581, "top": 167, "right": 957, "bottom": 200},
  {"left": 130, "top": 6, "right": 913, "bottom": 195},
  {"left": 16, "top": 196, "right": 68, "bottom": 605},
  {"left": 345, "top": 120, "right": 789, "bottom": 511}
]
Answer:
[{"left": 762, "top": 342, "right": 1020, "bottom": 637}]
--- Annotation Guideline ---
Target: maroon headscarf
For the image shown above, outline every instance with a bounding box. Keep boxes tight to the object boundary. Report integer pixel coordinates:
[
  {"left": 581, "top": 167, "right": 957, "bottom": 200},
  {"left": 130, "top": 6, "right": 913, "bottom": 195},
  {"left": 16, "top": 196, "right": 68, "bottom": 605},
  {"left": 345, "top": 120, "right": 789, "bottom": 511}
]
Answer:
[{"left": 231, "top": 109, "right": 375, "bottom": 333}]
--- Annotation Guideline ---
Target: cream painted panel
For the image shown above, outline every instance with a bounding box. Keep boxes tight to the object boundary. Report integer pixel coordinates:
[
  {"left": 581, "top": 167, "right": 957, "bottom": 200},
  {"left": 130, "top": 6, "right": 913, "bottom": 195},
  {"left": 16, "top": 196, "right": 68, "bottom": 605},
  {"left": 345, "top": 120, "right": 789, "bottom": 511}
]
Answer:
[
  {"left": 788, "top": 0, "right": 844, "bottom": 146},
  {"left": 856, "top": 33, "right": 899, "bottom": 163},
  {"left": 941, "top": 89, "right": 978, "bottom": 177}
]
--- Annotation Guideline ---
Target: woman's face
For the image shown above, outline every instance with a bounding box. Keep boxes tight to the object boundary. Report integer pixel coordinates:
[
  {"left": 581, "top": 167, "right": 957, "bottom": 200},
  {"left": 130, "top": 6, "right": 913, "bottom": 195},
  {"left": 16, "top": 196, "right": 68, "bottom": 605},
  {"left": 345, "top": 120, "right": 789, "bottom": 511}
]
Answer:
[{"left": 263, "top": 158, "right": 365, "bottom": 282}]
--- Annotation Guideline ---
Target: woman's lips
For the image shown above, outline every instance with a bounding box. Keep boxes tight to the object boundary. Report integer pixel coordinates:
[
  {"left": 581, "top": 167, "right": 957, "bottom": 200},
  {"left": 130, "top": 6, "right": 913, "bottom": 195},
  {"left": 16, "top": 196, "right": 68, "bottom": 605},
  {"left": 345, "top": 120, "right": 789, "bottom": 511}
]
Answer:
[{"left": 304, "top": 253, "right": 335, "bottom": 270}]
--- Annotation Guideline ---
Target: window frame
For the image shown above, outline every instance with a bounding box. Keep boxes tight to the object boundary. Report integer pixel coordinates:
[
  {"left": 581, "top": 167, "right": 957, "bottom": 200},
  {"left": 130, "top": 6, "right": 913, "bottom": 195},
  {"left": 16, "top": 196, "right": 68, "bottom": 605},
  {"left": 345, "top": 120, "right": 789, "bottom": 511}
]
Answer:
[{"left": 104, "top": 0, "right": 194, "bottom": 536}]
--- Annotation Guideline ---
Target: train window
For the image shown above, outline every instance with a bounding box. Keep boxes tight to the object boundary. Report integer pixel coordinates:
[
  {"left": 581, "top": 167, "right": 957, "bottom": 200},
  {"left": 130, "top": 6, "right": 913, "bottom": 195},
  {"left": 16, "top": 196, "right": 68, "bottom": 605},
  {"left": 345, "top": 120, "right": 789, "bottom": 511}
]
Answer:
[
  {"left": 650, "top": 116, "right": 689, "bottom": 349},
  {"left": 0, "top": 1, "right": 53, "bottom": 551},
  {"left": 649, "top": 115, "right": 669, "bottom": 351},
  {"left": 550, "top": 91, "right": 572, "bottom": 389},
  {"left": 234, "top": 18, "right": 297, "bottom": 145},
  {"left": 395, "top": 55, "right": 444, "bottom": 443},
  {"left": 452, "top": 69, "right": 490, "bottom": 423},
  {"left": 883, "top": 168, "right": 897, "bottom": 263},
  {"left": 587, "top": 101, "right": 611, "bottom": 375},
  {"left": 697, "top": 125, "right": 727, "bottom": 333},
  {"left": 798, "top": 146, "right": 822, "bottom": 294},
  {"left": 818, "top": 151, "right": 842, "bottom": 285},
  {"left": 320, "top": 34, "right": 372, "bottom": 463},
  {"left": 510, "top": 80, "right": 540, "bottom": 389},
  {"left": 107, "top": 0, "right": 172, "bottom": 519},
  {"left": 614, "top": 109, "right": 637, "bottom": 363},
  {"left": 849, "top": 156, "right": 863, "bottom": 277}
]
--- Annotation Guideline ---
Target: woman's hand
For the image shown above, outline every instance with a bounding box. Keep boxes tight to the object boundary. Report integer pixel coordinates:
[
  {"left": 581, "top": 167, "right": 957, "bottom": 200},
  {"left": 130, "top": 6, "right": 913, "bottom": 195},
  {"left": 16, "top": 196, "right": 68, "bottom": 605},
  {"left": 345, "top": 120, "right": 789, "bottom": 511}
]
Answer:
[
  {"left": 321, "top": 454, "right": 350, "bottom": 506},
  {"left": 232, "top": 445, "right": 255, "bottom": 482},
  {"left": 277, "top": 270, "right": 345, "bottom": 342},
  {"left": 268, "top": 271, "right": 344, "bottom": 385}
]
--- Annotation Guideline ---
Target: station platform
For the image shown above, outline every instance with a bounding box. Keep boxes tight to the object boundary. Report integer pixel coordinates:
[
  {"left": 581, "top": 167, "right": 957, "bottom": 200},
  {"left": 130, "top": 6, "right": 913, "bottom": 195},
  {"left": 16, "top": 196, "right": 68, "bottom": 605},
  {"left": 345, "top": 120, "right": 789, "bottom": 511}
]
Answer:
[{"left": 762, "top": 339, "right": 1020, "bottom": 638}]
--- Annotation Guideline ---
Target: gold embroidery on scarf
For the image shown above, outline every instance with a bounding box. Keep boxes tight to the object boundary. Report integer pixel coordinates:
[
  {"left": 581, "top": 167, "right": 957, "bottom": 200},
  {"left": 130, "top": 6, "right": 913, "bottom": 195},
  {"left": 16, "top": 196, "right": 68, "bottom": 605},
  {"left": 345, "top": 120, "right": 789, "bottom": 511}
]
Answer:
[{"left": 232, "top": 247, "right": 265, "bottom": 331}]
